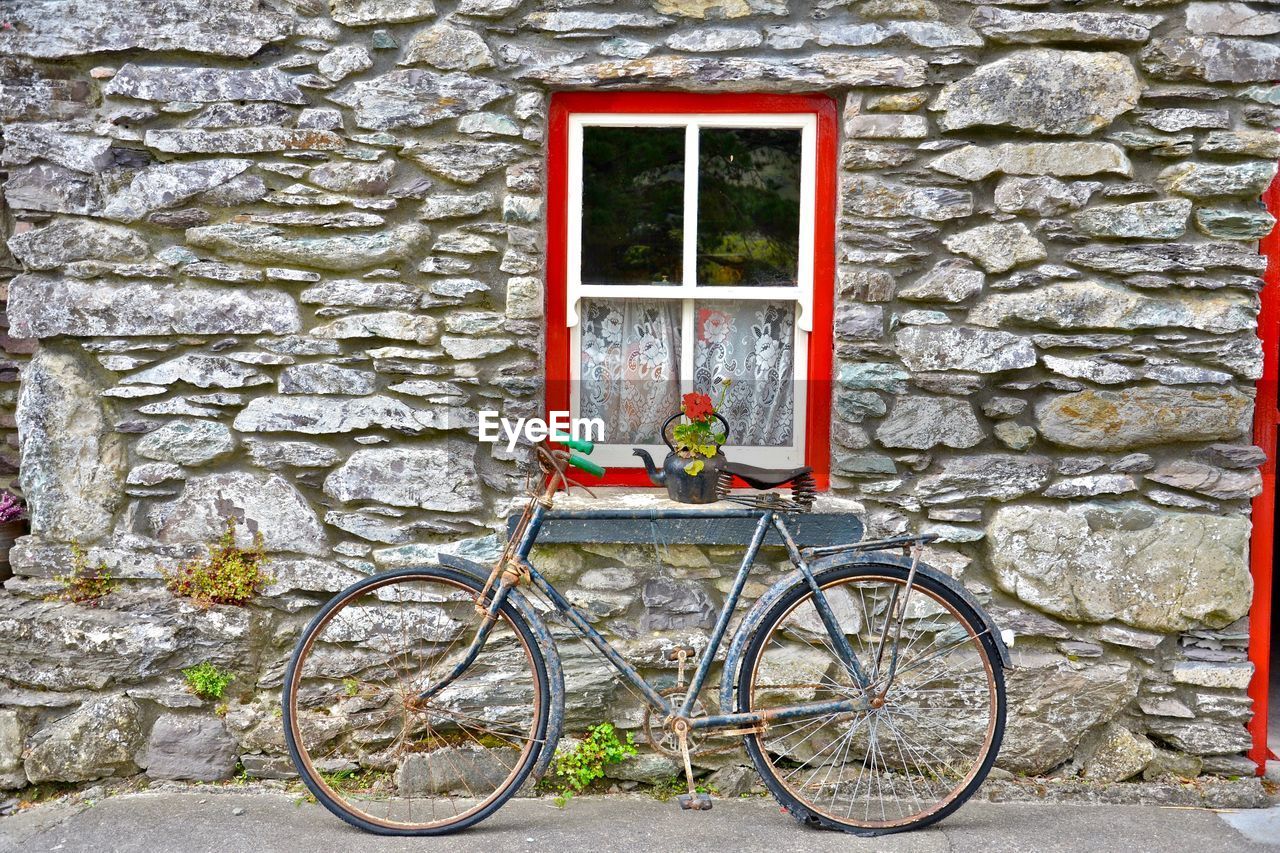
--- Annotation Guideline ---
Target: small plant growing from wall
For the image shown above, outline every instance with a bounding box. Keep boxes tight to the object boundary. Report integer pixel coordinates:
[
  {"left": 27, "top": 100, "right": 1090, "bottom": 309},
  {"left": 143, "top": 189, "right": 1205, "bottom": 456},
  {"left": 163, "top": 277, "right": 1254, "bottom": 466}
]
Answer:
[
  {"left": 183, "top": 662, "right": 234, "bottom": 701},
  {"left": 52, "top": 546, "right": 117, "bottom": 606},
  {"left": 546, "top": 722, "right": 637, "bottom": 807},
  {"left": 163, "top": 517, "right": 272, "bottom": 607}
]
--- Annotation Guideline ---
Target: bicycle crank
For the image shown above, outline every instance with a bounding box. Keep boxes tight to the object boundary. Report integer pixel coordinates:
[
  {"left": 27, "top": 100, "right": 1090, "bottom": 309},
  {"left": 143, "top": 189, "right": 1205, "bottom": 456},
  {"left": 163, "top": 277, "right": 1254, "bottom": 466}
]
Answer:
[{"left": 674, "top": 721, "right": 712, "bottom": 812}]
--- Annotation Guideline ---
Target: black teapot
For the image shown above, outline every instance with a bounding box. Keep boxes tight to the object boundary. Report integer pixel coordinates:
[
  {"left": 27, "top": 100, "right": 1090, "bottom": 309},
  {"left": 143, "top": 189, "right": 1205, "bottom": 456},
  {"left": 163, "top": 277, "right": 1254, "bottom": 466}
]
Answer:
[{"left": 632, "top": 412, "right": 730, "bottom": 504}]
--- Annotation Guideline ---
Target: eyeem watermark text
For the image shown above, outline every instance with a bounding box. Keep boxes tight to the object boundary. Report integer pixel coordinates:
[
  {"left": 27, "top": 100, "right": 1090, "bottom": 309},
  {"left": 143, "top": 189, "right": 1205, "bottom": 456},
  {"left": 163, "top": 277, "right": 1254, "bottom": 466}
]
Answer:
[{"left": 478, "top": 411, "right": 605, "bottom": 452}]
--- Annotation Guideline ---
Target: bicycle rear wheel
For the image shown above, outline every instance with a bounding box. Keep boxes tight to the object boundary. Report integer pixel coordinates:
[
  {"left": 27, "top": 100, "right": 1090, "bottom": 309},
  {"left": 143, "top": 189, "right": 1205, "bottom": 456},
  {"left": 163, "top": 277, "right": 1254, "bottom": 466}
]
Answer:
[
  {"left": 737, "top": 562, "right": 1005, "bottom": 835},
  {"left": 283, "top": 567, "right": 549, "bottom": 835}
]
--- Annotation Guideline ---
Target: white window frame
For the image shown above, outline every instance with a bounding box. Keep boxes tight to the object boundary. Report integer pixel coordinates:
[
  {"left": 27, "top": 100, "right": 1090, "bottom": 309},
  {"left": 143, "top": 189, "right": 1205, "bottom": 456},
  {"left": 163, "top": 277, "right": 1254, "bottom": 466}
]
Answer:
[{"left": 565, "top": 112, "right": 817, "bottom": 469}]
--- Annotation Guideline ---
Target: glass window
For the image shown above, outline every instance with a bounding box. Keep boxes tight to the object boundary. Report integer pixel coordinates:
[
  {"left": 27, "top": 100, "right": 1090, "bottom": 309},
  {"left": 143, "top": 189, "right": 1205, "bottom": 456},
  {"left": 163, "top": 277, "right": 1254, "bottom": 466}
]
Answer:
[
  {"left": 696, "top": 128, "right": 801, "bottom": 288},
  {"left": 693, "top": 300, "right": 795, "bottom": 447},
  {"left": 581, "top": 127, "right": 684, "bottom": 287},
  {"left": 566, "top": 113, "right": 817, "bottom": 469}
]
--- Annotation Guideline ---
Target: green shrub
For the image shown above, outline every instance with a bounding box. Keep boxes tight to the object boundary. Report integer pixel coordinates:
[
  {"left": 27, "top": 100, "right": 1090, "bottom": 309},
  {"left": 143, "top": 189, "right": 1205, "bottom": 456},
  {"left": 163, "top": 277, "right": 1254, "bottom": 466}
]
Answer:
[
  {"left": 52, "top": 546, "right": 116, "bottom": 606},
  {"left": 183, "top": 662, "right": 234, "bottom": 700},
  {"left": 548, "top": 723, "right": 637, "bottom": 807},
  {"left": 164, "top": 518, "right": 271, "bottom": 607}
]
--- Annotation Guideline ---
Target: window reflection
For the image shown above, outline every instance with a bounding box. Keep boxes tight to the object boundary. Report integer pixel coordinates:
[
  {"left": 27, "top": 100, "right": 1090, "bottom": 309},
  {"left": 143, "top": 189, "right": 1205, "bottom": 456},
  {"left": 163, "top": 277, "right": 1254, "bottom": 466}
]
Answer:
[
  {"left": 696, "top": 128, "right": 801, "bottom": 288},
  {"left": 581, "top": 127, "right": 684, "bottom": 286}
]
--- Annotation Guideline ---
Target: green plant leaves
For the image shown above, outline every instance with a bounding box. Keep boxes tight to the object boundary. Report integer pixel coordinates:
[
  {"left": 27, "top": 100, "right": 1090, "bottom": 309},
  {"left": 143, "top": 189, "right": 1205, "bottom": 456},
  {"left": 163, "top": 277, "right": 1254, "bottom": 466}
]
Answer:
[
  {"left": 183, "top": 662, "right": 234, "bottom": 700},
  {"left": 547, "top": 722, "right": 637, "bottom": 805},
  {"left": 162, "top": 517, "right": 273, "bottom": 607},
  {"left": 52, "top": 545, "right": 116, "bottom": 606},
  {"left": 671, "top": 421, "right": 724, "bottom": 461}
]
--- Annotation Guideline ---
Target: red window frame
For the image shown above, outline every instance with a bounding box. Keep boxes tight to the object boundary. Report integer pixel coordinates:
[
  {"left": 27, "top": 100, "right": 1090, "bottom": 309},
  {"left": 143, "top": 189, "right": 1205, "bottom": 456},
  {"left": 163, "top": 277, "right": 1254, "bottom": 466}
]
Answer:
[
  {"left": 545, "top": 91, "right": 837, "bottom": 488},
  {"left": 1248, "top": 172, "right": 1280, "bottom": 771}
]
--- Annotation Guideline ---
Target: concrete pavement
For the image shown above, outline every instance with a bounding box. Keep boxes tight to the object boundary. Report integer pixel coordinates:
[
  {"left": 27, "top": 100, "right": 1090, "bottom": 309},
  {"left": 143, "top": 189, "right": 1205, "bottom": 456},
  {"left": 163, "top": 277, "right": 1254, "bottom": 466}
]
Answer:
[{"left": 2, "top": 792, "right": 1278, "bottom": 853}]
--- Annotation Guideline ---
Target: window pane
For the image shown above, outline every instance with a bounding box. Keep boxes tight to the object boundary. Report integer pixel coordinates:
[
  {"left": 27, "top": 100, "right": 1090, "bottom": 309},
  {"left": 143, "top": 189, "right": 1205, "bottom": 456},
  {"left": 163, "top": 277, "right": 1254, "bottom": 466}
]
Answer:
[
  {"left": 580, "top": 299, "right": 682, "bottom": 445},
  {"left": 696, "top": 128, "right": 801, "bottom": 288},
  {"left": 581, "top": 127, "right": 684, "bottom": 286},
  {"left": 694, "top": 301, "right": 795, "bottom": 447}
]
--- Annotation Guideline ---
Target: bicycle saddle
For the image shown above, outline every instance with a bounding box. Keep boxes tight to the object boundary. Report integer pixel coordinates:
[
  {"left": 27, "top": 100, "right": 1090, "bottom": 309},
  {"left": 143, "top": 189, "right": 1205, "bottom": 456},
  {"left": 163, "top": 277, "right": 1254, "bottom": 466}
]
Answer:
[{"left": 722, "top": 461, "right": 813, "bottom": 490}]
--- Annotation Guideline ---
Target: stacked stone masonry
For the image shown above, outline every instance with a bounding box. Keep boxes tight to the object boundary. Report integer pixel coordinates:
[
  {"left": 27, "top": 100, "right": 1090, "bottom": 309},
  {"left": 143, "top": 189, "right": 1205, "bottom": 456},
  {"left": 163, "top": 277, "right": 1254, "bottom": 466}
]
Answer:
[{"left": 0, "top": 0, "right": 1276, "bottom": 787}]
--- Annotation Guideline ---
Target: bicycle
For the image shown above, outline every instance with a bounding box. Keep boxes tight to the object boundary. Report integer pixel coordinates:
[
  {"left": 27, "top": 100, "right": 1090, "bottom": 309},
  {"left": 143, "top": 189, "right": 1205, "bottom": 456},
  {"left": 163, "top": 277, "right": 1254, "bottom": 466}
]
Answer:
[{"left": 282, "top": 436, "right": 1010, "bottom": 837}]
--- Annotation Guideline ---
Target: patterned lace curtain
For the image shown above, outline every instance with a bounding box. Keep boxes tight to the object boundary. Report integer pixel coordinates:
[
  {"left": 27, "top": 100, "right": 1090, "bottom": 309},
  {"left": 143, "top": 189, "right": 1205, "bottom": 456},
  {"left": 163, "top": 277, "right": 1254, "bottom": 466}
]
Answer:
[
  {"left": 580, "top": 298, "right": 794, "bottom": 448},
  {"left": 694, "top": 301, "right": 794, "bottom": 447},
  {"left": 579, "top": 299, "right": 682, "bottom": 445}
]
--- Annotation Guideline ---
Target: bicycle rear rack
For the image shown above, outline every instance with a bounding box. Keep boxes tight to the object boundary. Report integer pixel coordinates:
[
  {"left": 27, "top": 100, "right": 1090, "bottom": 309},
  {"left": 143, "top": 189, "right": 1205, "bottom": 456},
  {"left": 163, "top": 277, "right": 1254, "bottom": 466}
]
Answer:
[{"left": 800, "top": 532, "right": 938, "bottom": 562}]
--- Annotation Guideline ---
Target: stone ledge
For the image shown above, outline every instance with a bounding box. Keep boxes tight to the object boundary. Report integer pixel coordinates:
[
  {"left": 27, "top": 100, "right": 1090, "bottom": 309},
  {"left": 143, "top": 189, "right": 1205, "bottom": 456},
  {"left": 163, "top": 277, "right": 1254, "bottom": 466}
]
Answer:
[{"left": 515, "top": 488, "right": 866, "bottom": 547}]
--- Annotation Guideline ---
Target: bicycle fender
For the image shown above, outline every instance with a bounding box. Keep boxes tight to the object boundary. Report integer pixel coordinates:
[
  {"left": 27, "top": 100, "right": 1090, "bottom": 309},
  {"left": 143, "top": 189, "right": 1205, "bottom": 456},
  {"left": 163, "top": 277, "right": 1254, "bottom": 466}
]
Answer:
[
  {"left": 717, "top": 554, "right": 1012, "bottom": 713},
  {"left": 437, "top": 553, "right": 566, "bottom": 783}
]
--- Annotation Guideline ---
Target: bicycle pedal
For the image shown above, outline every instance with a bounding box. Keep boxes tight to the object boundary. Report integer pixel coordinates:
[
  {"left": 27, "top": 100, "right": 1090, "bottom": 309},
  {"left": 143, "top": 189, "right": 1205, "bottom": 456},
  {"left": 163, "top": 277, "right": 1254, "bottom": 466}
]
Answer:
[{"left": 676, "top": 793, "right": 713, "bottom": 811}]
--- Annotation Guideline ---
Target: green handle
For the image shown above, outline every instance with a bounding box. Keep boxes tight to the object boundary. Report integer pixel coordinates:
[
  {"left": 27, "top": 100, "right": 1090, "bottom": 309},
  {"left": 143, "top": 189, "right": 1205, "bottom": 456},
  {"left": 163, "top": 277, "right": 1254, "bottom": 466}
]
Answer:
[
  {"left": 553, "top": 432, "right": 595, "bottom": 455},
  {"left": 567, "top": 453, "right": 606, "bottom": 478}
]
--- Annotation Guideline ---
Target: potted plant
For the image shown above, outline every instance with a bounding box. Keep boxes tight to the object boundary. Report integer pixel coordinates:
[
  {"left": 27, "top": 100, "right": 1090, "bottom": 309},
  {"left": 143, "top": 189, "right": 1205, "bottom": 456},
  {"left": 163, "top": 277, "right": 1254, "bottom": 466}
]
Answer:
[
  {"left": 633, "top": 385, "right": 731, "bottom": 504},
  {"left": 0, "top": 491, "right": 27, "bottom": 582}
]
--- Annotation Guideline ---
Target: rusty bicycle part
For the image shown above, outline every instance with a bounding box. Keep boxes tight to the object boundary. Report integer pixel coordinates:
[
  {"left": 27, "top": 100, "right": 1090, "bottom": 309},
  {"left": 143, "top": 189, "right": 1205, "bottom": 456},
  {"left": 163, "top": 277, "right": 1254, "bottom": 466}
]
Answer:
[
  {"left": 283, "top": 568, "right": 550, "bottom": 835},
  {"left": 474, "top": 444, "right": 596, "bottom": 612},
  {"left": 737, "top": 564, "right": 1005, "bottom": 836},
  {"left": 643, "top": 686, "right": 711, "bottom": 758}
]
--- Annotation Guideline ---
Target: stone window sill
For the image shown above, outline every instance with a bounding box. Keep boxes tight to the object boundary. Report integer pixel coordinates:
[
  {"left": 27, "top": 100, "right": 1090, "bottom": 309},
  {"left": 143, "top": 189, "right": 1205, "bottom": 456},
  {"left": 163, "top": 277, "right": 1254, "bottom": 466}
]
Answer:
[{"left": 513, "top": 488, "right": 866, "bottom": 547}]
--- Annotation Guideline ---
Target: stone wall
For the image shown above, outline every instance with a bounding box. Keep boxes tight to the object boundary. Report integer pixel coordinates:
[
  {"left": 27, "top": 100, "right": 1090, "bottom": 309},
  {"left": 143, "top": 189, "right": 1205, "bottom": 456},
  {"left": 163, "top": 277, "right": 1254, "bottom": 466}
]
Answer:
[{"left": 0, "top": 0, "right": 1276, "bottom": 787}]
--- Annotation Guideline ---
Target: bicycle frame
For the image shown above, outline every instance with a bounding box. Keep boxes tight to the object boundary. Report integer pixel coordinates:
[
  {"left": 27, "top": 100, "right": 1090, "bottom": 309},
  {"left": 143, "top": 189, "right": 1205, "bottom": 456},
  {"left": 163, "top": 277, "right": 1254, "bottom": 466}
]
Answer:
[{"left": 426, "top": 499, "right": 879, "bottom": 733}]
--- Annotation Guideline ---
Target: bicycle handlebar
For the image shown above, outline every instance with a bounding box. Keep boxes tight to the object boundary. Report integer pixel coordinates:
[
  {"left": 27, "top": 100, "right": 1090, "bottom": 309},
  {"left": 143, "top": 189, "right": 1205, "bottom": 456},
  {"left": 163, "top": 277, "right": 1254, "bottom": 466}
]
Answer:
[{"left": 567, "top": 453, "right": 606, "bottom": 478}]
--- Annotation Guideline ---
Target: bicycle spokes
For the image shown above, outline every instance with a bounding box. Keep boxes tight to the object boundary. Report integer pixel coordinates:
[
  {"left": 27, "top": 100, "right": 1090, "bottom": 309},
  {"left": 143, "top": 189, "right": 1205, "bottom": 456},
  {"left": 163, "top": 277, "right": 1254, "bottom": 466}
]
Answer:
[
  {"left": 285, "top": 571, "right": 547, "bottom": 833},
  {"left": 742, "top": 569, "right": 1002, "bottom": 832}
]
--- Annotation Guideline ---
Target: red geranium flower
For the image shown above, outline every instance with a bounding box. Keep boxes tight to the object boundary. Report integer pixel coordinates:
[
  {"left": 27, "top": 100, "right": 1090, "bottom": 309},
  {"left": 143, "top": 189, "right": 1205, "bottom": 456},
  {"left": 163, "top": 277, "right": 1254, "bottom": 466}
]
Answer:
[{"left": 682, "top": 392, "right": 714, "bottom": 421}]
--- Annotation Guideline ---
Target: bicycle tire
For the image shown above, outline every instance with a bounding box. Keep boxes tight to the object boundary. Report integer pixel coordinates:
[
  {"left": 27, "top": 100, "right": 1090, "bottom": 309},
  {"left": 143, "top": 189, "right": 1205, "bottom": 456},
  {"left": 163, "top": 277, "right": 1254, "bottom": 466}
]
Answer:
[
  {"left": 737, "top": 562, "right": 1006, "bottom": 836},
  {"left": 283, "top": 566, "right": 551, "bottom": 836}
]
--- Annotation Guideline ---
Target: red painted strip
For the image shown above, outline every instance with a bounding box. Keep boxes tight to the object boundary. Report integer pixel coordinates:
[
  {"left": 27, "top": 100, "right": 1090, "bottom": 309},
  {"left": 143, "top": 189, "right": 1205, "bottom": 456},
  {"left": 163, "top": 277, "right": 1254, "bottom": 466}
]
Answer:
[
  {"left": 550, "top": 91, "right": 837, "bottom": 116},
  {"left": 593, "top": 468, "right": 661, "bottom": 488},
  {"left": 544, "top": 92, "right": 838, "bottom": 488},
  {"left": 1248, "top": 171, "right": 1280, "bottom": 771},
  {"left": 804, "top": 97, "right": 838, "bottom": 492},
  {"left": 545, "top": 95, "right": 571, "bottom": 433}
]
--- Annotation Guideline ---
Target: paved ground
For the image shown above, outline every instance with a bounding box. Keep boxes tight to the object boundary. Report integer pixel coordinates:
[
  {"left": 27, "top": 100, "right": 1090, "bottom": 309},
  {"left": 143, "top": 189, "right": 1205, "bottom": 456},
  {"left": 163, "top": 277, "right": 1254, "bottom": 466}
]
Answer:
[{"left": 1, "top": 792, "right": 1277, "bottom": 853}]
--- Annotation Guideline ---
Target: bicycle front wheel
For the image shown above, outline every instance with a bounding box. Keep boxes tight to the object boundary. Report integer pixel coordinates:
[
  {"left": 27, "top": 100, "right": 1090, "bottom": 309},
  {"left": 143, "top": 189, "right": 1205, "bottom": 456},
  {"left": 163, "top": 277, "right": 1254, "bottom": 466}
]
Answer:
[
  {"left": 283, "top": 567, "right": 550, "bottom": 835},
  {"left": 738, "top": 563, "right": 1005, "bottom": 835}
]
